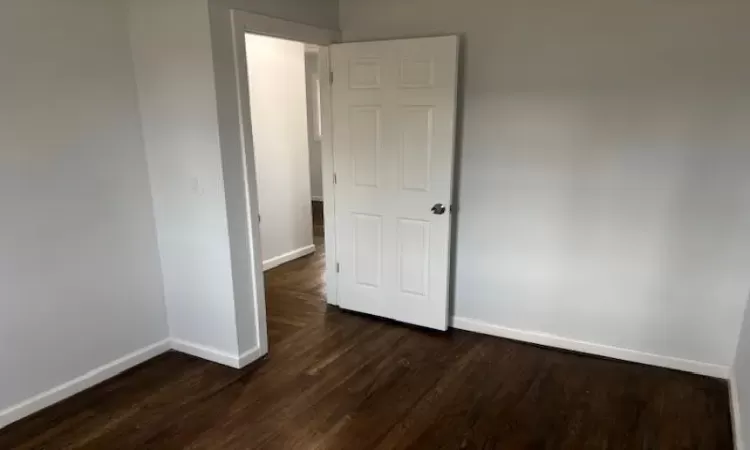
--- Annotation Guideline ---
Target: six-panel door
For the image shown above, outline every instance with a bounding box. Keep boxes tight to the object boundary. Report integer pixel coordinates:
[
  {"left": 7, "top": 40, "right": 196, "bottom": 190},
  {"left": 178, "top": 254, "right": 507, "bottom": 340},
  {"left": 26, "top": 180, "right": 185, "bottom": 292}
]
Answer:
[{"left": 331, "top": 36, "right": 459, "bottom": 330}]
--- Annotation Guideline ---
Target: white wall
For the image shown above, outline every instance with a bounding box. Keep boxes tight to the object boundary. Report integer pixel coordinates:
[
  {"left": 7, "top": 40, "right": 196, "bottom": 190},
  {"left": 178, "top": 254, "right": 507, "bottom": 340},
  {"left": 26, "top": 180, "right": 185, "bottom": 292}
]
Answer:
[
  {"left": 246, "top": 34, "right": 314, "bottom": 266},
  {"left": 306, "top": 49, "right": 324, "bottom": 201},
  {"left": 129, "top": 0, "right": 243, "bottom": 358},
  {"left": 734, "top": 301, "right": 750, "bottom": 448},
  {"left": 129, "top": 0, "right": 340, "bottom": 359},
  {"left": 340, "top": 0, "right": 750, "bottom": 372},
  {"left": 0, "top": 0, "right": 167, "bottom": 424}
]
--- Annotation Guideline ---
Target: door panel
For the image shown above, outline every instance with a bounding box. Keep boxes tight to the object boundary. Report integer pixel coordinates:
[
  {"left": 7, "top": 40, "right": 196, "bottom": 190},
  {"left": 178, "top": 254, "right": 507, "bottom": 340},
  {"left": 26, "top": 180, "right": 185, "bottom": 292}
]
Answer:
[
  {"left": 349, "top": 59, "right": 382, "bottom": 89},
  {"left": 353, "top": 213, "right": 382, "bottom": 288},
  {"left": 332, "top": 36, "right": 459, "bottom": 330},
  {"left": 397, "top": 218, "right": 430, "bottom": 297},
  {"left": 349, "top": 106, "right": 382, "bottom": 187},
  {"left": 399, "top": 106, "right": 433, "bottom": 191}
]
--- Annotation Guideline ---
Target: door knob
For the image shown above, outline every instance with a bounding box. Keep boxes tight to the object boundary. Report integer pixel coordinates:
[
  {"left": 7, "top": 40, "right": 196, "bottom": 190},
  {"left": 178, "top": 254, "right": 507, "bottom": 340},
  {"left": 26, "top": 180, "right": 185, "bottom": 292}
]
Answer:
[{"left": 431, "top": 203, "right": 446, "bottom": 215}]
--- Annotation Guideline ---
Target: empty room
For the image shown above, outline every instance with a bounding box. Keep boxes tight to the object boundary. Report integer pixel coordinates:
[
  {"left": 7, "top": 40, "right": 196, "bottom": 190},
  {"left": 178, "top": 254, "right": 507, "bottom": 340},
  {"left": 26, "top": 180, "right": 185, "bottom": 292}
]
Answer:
[{"left": 1, "top": 0, "right": 749, "bottom": 448}]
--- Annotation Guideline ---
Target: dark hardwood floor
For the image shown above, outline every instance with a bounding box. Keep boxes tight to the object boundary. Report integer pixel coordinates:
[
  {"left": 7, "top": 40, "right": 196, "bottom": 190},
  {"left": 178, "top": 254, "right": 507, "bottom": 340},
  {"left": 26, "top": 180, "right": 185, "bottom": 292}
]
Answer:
[
  {"left": 0, "top": 237, "right": 734, "bottom": 449},
  {"left": 311, "top": 200, "right": 324, "bottom": 238}
]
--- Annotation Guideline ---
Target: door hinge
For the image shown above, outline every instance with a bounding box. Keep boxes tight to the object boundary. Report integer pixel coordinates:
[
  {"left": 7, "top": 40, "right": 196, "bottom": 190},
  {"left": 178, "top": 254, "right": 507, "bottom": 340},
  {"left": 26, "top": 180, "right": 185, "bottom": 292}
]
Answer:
[
  {"left": 330, "top": 70, "right": 334, "bottom": 84},
  {"left": 336, "top": 262, "right": 340, "bottom": 273},
  {"left": 333, "top": 173, "right": 337, "bottom": 184}
]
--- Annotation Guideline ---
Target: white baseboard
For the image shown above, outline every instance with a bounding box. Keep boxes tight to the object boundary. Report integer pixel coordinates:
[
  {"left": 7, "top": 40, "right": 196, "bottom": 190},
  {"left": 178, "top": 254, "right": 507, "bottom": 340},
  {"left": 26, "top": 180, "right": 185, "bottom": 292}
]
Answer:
[
  {"left": 731, "top": 370, "right": 745, "bottom": 450},
  {"left": 169, "top": 339, "right": 264, "bottom": 369},
  {"left": 263, "top": 244, "right": 316, "bottom": 271},
  {"left": 170, "top": 339, "right": 241, "bottom": 368},
  {"left": 311, "top": 196, "right": 324, "bottom": 202},
  {"left": 451, "top": 317, "right": 729, "bottom": 379},
  {"left": 0, "top": 338, "right": 170, "bottom": 429},
  {"left": 238, "top": 345, "right": 265, "bottom": 368}
]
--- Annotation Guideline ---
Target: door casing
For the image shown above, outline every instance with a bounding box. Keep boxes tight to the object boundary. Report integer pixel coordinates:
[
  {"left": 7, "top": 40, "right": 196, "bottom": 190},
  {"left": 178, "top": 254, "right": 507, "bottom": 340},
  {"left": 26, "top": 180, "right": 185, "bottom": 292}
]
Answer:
[{"left": 230, "top": 10, "right": 340, "bottom": 358}]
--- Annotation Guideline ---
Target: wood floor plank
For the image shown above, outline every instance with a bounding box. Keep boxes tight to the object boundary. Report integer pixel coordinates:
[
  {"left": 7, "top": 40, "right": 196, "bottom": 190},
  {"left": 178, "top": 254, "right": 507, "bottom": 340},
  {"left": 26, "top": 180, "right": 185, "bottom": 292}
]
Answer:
[{"left": 0, "top": 238, "right": 734, "bottom": 449}]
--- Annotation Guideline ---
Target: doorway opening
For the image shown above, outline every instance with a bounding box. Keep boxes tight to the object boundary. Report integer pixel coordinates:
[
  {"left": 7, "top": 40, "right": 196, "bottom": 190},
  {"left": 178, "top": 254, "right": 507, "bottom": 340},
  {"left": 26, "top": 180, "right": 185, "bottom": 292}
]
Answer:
[{"left": 244, "top": 33, "right": 329, "bottom": 345}]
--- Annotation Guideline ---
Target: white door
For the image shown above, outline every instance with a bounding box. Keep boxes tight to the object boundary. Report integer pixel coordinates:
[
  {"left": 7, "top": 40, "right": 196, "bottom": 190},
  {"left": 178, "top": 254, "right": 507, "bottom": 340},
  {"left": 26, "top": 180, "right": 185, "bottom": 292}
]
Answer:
[{"left": 331, "top": 36, "right": 459, "bottom": 330}]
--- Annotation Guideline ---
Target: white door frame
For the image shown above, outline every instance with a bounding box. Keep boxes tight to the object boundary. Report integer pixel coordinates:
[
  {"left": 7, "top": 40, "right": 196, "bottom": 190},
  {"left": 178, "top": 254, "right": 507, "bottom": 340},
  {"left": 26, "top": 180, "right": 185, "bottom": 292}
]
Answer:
[{"left": 229, "top": 11, "right": 341, "bottom": 353}]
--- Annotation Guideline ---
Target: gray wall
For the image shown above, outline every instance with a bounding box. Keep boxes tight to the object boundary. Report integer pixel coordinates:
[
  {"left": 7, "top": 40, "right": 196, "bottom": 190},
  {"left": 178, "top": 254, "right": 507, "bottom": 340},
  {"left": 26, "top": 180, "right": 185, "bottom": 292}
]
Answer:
[
  {"left": 0, "top": 0, "right": 167, "bottom": 420},
  {"left": 340, "top": 0, "right": 750, "bottom": 369},
  {"left": 735, "top": 303, "right": 750, "bottom": 448},
  {"left": 218, "top": 0, "right": 339, "bottom": 29}
]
